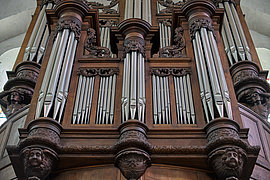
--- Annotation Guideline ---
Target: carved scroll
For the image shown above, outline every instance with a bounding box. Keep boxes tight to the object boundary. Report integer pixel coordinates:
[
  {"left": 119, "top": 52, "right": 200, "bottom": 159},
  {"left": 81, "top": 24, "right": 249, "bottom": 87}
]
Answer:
[
  {"left": 159, "top": 27, "right": 186, "bottom": 58},
  {"left": 84, "top": 28, "right": 111, "bottom": 58}
]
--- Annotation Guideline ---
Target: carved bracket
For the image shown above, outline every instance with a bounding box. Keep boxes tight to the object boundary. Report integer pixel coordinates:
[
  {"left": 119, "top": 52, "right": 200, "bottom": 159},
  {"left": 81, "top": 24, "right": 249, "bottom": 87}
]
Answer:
[
  {"left": 159, "top": 26, "right": 186, "bottom": 58},
  {"left": 0, "top": 61, "right": 40, "bottom": 117},
  {"left": 55, "top": 16, "right": 82, "bottom": 40},
  {"left": 114, "top": 120, "right": 151, "bottom": 180},
  {"left": 84, "top": 28, "right": 111, "bottom": 58},
  {"left": 150, "top": 68, "right": 191, "bottom": 77},
  {"left": 204, "top": 118, "right": 260, "bottom": 180},
  {"left": 16, "top": 118, "right": 62, "bottom": 180},
  {"left": 230, "top": 61, "right": 270, "bottom": 119},
  {"left": 78, "top": 68, "right": 119, "bottom": 77}
]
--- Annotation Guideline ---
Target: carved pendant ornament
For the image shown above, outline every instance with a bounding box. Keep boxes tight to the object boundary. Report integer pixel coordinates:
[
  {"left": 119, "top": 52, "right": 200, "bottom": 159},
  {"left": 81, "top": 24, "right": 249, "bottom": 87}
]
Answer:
[
  {"left": 84, "top": 28, "right": 111, "bottom": 58},
  {"left": 20, "top": 147, "right": 58, "bottom": 180},
  {"left": 204, "top": 118, "right": 260, "bottom": 180},
  {"left": 189, "top": 17, "right": 215, "bottom": 39},
  {"left": 208, "top": 146, "right": 247, "bottom": 180},
  {"left": 55, "top": 16, "right": 82, "bottom": 40},
  {"left": 159, "top": 26, "right": 186, "bottom": 58}
]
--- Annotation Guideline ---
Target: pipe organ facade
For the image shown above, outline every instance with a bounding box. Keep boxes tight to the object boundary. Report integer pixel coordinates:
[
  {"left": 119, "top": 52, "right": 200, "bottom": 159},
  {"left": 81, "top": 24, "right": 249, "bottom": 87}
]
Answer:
[{"left": 0, "top": 0, "right": 270, "bottom": 179}]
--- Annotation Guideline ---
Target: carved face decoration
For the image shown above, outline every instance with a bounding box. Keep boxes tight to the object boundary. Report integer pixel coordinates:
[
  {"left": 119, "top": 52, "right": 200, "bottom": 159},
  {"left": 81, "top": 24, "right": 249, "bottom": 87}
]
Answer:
[
  {"left": 29, "top": 149, "right": 43, "bottom": 167},
  {"left": 222, "top": 150, "right": 239, "bottom": 169}
]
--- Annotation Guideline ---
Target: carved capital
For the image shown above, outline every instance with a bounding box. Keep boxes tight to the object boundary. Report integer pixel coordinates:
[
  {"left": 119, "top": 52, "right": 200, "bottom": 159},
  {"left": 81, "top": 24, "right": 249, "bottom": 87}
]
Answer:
[
  {"left": 159, "top": 26, "right": 186, "bottom": 58},
  {"left": 20, "top": 146, "right": 58, "bottom": 180},
  {"left": 115, "top": 148, "right": 151, "bottom": 180},
  {"left": 123, "top": 37, "right": 146, "bottom": 57},
  {"left": 208, "top": 146, "right": 246, "bottom": 180},
  {"left": 230, "top": 61, "right": 270, "bottom": 119},
  {"left": 55, "top": 16, "right": 82, "bottom": 39},
  {"left": 189, "top": 17, "right": 214, "bottom": 39},
  {"left": 84, "top": 28, "right": 111, "bottom": 57}
]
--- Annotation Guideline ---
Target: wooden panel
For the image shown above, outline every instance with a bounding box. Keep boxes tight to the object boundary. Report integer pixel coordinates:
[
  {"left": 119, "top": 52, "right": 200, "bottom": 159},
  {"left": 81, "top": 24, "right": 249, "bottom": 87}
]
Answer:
[
  {"left": 53, "top": 164, "right": 213, "bottom": 180},
  {"left": 240, "top": 112, "right": 266, "bottom": 159}
]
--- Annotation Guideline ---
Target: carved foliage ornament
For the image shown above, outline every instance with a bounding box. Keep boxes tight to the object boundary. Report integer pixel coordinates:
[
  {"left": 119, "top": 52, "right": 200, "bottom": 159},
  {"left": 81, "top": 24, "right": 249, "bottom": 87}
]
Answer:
[
  {"left": 20, "top": 147, "right": 58, "bottom": 180},
  {"left": 84, "top": 28, "right": 111, "bottom": 58},
  {"left": 157, "top": 0, "right": 186, "bottom": 14},
  {"left": 159, "top": 26, "right": 186, "bottom": 58},
  {"left": 150, "top": 68, "right": 191, "bottom": 77},
  {"left": 189, "top": 18, "right": 214, "bottom": 39},
  {"left": 123, "top": 37, "right": 146, "bottom": 57},
  {"left": 55, "top": 16, "right": 82, "bottom": 40},
  {"left": 78, "top": 68, "right": 119, "bottom": 77},
  {"left": 209, "top": 147, "right": 247, "bottom": 180},
  {"left": 87, "top": 0, "right": 119, "bottom": 14}
]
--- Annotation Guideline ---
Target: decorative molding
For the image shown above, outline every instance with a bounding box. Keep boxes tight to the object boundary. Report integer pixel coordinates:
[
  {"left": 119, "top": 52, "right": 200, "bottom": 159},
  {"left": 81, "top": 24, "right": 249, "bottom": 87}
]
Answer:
[
  {"left": 55, "top": 16, "right": 82, "bottom": 39},
  {"left": 208, "top": 146, "right": 246, "bottom": 180},
  {"left": 20, "top": 147, "right": 58, "bottom": 180},
  {"left": 157, "top": 0, "right": 186, "bottom": 14},
  {"left": 87, "top": 0, "right": 119, "bottom": 14},
  {"left": 84, "top": 28, "right": 111, "bottom": 58},
  {"left": 78, "top": 68, "right": 119, "bottom": 77},
  {"left": 150, "top": 68, "right": 191, "bottom": 77},
  {"left": 159, "top": 27, "right": 186, "bottom": 58},
  {"left": 123, "top": 37, "right": 146, "bottom": 57},
  {"left": 150, "top": 145, "right": 206, "bottom": 154},
  {"left": 189, "top": 18, "right": 214, "bottom": 39}
]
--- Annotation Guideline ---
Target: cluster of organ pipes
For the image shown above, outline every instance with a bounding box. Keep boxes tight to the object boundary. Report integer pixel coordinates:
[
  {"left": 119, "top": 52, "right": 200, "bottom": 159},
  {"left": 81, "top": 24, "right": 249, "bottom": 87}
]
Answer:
[
  {"left": 124, "top": 0, "right": 152, "bottom": 24},
  {"left": 23, "top": 2, "right": 54, "bottom": 63},
  {"left": 122, "top": 52, "right": 146, "bottom": 123},
  {"left": 219, "top": 1, "right": 252, "bottom": 66},
  {"left": 192, "top": 28, "right": 232, "bottom": 122},
  {"left": 152, "top": 75, "right": 171, "bottom": 124},
  {"left": 35, "top": 29, "right": 78, "bottom": 122},
  {"left": 96, "top": 75, "right": 117, "bottom": 124},
  {"left": 159, "top": 21, "right": 172, "bottom": 48},
  {"left": 72, "top": 75, "right": 95, "bottom": 124},
  {"left": 174, "top": 75, "right": 195, "bottom": 124}
]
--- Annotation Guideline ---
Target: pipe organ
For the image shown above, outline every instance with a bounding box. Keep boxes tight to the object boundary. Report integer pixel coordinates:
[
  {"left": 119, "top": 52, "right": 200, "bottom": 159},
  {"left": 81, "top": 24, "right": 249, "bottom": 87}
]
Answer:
[{"left": 1, "top": 0, "right": 270, "bottom": 179}]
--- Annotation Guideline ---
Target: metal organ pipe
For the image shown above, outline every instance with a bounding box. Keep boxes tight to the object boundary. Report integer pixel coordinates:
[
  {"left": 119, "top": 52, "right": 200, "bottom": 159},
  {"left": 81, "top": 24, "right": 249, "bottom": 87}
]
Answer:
[
  {"left": 219, "top": 1, "right": 252, "bottom": 65},
  {"left": 35, "top": 15, "right": 82, "bottom": 123},
  {"left": 24, "top": 2, "right": 54, "bottom": 63}
]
